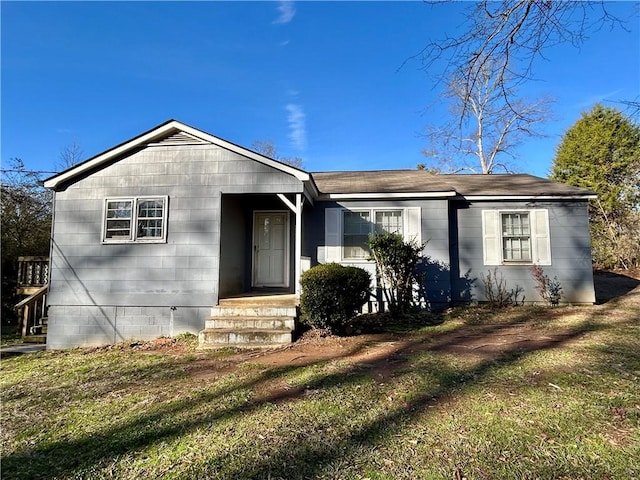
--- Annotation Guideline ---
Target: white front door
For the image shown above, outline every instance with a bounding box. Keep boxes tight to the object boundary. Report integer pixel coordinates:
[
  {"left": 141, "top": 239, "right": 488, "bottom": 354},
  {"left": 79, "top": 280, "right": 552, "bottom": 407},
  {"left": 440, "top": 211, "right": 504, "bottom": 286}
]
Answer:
[{"left": 253, "top": 211, "right": 289, "bottom": 287}]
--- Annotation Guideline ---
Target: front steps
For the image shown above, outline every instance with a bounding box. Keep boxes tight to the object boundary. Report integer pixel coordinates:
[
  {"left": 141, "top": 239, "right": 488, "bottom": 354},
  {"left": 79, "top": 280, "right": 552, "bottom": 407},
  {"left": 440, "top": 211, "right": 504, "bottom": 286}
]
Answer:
[
  {"left": 23, "top": 317, "right": 47, "bottom": 344},
  {"left": 22, "top": 334, "right": 47, "bottom": 344},
  {"left": 198, "top": 294, "right": 297, "bottom": 348}
]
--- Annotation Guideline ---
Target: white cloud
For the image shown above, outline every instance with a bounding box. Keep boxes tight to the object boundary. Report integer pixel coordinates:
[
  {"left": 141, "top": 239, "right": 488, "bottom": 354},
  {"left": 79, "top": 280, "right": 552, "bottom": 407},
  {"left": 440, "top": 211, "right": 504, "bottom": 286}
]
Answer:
[
  {"left": 576, "top": 89, "right": 624, "bottom": 108},
  {"left": 286, "top": 103, "right": 307, "bottom": 151},
  {"left": 273, "top": 0, "right": 295, "bottom": 25}
]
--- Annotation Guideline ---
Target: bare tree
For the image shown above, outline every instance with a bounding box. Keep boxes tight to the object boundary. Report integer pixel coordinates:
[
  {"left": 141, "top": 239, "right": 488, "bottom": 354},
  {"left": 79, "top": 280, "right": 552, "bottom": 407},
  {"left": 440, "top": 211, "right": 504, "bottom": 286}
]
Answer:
[
  {"left": 58, "top": 139, "right": 84, "bottom": 171},
  {"left": 251, "top": 139, "right": 304, "bottom": 169},
  {"left": 613, "top": 97, "right": 640, "bottom": 119},
  {"left": 418, "top": 1, "right": 629, "bottom": 123},
  {"left": 423, "top": 60, "right": 551, "bottom": 174},
  {"left": 1, "top": 158, "right": 52, "bottom": 322}
]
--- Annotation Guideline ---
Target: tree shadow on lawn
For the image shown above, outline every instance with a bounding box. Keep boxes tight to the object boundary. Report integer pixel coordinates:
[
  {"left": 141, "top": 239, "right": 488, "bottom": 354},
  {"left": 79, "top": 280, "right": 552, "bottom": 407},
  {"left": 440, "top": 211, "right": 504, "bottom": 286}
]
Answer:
[
  {"left": 593, "top": 270, "right": 640, "bottom": 304},
  {"left": 0, "top": 349, "right": 193, "bottom": 406},
  {"left": 2, "top": 296, "right": 633, "bottom": 480}
]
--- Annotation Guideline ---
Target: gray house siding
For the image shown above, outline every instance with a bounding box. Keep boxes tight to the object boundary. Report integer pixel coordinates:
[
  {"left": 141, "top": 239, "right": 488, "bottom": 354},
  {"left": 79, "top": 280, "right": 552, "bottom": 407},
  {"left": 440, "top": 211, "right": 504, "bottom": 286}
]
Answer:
[
  {"left": 304, "top": 199, "right": 452, "bottom": 308},
  {"left": 452, "top": 200, "right": 595, "bottom": 304},
  {"left": 42, "top": 121, "right": 597, "bottom": 349},
  {"left": 47, "top": 143, "right": 304, "bottom": 349}
]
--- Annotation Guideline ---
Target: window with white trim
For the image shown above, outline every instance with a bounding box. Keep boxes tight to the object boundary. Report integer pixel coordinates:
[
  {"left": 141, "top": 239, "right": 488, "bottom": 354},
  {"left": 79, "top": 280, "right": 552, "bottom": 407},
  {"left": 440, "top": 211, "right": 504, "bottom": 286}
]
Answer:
[
  {"left": 103, "top": 197, "right": 167, "bottom": 242},
  {"left": 482, "top": 209, "right": 550, "bottom": 265},
  {"left": 323, "top": 207, "right": 421, "bottom": 264},
  {"left": 375, "top": 210, "right": 403, "bottom": 234},
  {"left": 343, "top": 210, "right": 372, "bottom": 259},
  {"left": 342, "top": 209, "right": 404, "bottom": 259},
  {"left": 501, "top": 212, "right": 531, "bottom": 261}
]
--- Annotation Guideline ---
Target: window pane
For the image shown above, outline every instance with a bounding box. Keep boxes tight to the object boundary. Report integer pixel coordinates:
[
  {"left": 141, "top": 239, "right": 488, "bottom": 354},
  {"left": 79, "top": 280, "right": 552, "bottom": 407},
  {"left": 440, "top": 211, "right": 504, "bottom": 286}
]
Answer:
[
  {"left": 375, "top": 210, "right": 403, "bottom": 234},
  {"left": 343, "top": 211, "right": 370, "bottom": 259},
  {"left": 503, "top": 237, "right": 531, "bottom": 261},
  {"left": 502, "top": 213, "right": 530, "bottom": 236},
  {"left": 105, "top": 200, "right": 132, "bottom": 239},
  {"left": 138, "top": 200, "right": 163, "bottom": 218},
  {"left": 501, "top": 212, "right": 531, "bottom": 261},
  {"left": 137, "top": 199, "right": 164, "bottom": 238},
  {"left": 106, "top": 201, "right": 132, "bottom": 218},
  {"left": 343, "top": 211, "right": 370, "bottom": 233}
]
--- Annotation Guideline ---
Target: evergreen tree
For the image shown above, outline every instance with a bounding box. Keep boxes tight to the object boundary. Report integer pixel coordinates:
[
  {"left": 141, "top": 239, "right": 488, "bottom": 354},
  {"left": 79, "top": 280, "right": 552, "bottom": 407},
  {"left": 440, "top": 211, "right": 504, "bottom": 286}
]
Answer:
[{"left": 550, "top": 104, "right": 640, "bottom": 269}]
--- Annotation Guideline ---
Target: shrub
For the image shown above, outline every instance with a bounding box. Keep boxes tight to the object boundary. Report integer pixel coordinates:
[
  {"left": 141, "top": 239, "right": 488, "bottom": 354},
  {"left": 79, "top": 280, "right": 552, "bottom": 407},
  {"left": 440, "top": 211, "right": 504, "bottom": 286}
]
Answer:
[
  {"left": 368, "top": 232, "right": 425, "bottom": 315},
  {"left": 530, "top": 264, "right": 563, "bottom": 306},
  {"left": 300, "top": 263, "right": 371, "bottom": 334},
  {"left": 480, "top": 268, "right": 524, "bottom": 308}
]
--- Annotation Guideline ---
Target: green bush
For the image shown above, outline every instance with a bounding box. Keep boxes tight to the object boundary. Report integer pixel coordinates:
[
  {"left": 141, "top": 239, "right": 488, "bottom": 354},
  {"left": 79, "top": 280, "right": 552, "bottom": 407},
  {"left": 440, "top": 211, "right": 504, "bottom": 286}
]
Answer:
[
  {"left": 368, "top": 232, "right": 425, "bottom": 315},
  {"left": 300, "top": 263, "right": 371, "bottom": 334}
]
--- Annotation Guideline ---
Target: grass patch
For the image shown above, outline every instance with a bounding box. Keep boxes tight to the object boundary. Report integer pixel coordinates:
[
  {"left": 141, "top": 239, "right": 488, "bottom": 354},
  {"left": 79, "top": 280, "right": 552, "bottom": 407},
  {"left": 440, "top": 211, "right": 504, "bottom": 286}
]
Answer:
[{"left": 2, "top": 296, "right": 639, "bottom": 479}]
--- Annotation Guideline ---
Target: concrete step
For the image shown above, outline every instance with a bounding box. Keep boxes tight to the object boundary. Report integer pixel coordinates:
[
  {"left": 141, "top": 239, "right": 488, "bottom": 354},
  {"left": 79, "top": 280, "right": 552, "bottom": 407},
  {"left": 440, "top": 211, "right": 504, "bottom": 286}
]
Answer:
[
  {"left": 210, "top": 306, "right": 297, "bottom": 317},
  {"left": 29, "top": 317, "right": 48, "bottom": 336},
  {"left": 205, "top": 316, "right": 295, "bottom": 330},
  {"left": 218, "top": 294, "right": 296, "bottom": 308},
  {"left": 198, "top": 328, "right": 293, "bottom": 348},
  {"left": 22, "top": 334, "right": 46, "bottom": 344},
  {"left": 202, "top": 296, "right": 298, "bottom": 348}
]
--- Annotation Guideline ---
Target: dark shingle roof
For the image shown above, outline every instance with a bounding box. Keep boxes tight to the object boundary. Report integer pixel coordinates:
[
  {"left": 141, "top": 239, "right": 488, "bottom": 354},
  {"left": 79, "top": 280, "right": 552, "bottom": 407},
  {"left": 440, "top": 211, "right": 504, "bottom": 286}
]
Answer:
[
  {"left": 438, "top": 173, "right": 595, "bottom": 197},
  {"left": 310, "top": 170, "right": 595, "bottom": 198},
  {"left": 310, "top": 170, "right": 455, "bottom": 194}
]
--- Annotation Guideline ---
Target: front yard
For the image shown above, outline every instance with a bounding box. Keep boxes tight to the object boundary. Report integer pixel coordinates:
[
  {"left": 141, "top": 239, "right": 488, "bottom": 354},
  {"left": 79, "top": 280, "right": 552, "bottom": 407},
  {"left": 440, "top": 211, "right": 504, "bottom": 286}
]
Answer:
[{"left": 1, "top": 273, "right": 639, "bottom": 479}]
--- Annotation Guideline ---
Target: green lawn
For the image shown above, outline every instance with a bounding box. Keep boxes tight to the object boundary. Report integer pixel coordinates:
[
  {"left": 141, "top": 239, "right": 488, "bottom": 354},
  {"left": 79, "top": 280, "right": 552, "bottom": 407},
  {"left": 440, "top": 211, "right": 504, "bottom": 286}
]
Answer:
[{"left": 1, "top": 291, "right": 638, "bottom": 480}]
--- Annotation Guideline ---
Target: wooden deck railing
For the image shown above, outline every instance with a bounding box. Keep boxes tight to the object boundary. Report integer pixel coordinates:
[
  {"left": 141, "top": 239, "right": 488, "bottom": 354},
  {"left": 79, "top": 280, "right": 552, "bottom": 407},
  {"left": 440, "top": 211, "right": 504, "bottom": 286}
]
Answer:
[
  {"left": 15, "top": 256, "right": 50, "bottom": 337},
  {"left": 17, "top": 256, "right": 49, "bottom": 295},
  {"left": 15, "top": 284, "right": 49, "bottom": 337}
]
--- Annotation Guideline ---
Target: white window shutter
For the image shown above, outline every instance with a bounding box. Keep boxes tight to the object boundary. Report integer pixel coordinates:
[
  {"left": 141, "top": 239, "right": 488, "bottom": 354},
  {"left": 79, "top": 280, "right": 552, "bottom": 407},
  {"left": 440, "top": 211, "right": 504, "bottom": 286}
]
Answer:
[
  {"left": 324, "top": 208, "right": 341, "bottom": 263},
  {"left": 532, "top": 209, "right": 551, "bottom": 265},
  {"left": 405, "top": 207, "right": 422, "bottom": 245},
  {"left": 482, "top": 210, "right": 500, "bottom": 265}
]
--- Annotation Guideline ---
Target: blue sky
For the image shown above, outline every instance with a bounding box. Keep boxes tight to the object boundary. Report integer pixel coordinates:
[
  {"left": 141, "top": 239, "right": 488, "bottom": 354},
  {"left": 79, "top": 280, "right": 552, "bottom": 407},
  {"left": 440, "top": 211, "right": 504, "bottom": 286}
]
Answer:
[{"left": 2, "top": 1, "right": 639, "bottom": 178}]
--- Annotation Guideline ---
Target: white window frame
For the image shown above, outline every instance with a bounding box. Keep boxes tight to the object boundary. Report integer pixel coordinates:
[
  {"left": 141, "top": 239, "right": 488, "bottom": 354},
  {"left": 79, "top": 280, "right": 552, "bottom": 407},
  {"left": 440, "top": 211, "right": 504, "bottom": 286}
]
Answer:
[
  {"left": 323, "top": 207, "right": 421, "bottom": 264},
  {"left": 482, "top": 208, "right": 551, "bottom": 266},
  {"left": 102, "top": 196, "right": 168, "bottom": 243},
  {"left": 340, "top": 208, "right": 415, "bottom": 262},
  {"left": 501, "top": 211, "right": 532, "bottom": 262}
]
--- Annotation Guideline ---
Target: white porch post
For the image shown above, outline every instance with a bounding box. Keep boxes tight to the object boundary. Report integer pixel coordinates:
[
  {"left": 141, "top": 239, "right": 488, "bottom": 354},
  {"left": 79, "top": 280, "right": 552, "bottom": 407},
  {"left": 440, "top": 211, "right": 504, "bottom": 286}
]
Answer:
[
  {"left": 277, "top": 193, "right": 304, "bottom": 299},
  {"left": 294, "top": 193, "right": 302, "bottom": 298}
]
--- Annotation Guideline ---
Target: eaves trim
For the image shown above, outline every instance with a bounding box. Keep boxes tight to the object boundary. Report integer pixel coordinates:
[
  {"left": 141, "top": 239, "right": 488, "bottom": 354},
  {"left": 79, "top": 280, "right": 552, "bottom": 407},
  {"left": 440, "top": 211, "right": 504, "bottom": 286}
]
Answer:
[
  {"left": 318, "top": 191, "right": 457, "bottom": 200},
  {"left": 44, "top": 120, "right": 309, "bottom": 189},
  {"left": 462, "top": 194, "right": 598, "bottom": 201}
]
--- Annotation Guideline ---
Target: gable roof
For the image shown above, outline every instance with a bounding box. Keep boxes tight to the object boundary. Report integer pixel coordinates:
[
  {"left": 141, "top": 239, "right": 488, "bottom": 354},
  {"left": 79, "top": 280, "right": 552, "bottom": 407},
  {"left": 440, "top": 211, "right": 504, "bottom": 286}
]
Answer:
[
  {"left": 310, "top": 170, "right": 596, "bottom": 200},
  {"left": 43, "top": 119, "right": 310, "bottom": 189},
  {"left": 43, "top": 120, "right": 595, "bottom": 201}
]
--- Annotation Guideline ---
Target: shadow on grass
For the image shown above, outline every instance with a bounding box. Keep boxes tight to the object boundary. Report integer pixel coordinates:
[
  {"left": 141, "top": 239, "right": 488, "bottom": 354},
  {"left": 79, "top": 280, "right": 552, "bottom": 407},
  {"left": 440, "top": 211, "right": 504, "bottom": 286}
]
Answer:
[
  {"left": 593, "top": 270, "right": 640, "bottom": 304},
  {"left": 2, "top": 292, "right": 636, "bottom": 479},
  {"left": 0, "top": 350, "right": 193, "bottom": 405}
]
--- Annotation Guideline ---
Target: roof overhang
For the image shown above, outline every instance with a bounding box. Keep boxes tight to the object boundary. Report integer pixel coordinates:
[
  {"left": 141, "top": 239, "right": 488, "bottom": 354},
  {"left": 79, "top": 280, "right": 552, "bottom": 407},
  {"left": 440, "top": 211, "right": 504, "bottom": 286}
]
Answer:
[
  {"left": 461, "top": 194, "right": 598, "bottom": 201},
  {"left": 44, "top": 120, "right": 310, "bottom": 189},
  {"left": 318, "top": 191, "right": 457, "bottom": 200}
]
